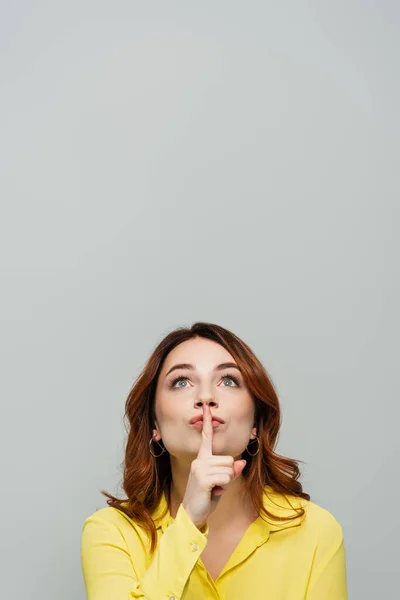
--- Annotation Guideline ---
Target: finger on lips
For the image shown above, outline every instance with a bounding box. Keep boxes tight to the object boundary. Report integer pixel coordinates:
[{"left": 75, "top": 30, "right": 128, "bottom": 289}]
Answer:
[{"left": 197, "top": 403, "right": 213, "bottom": 458}]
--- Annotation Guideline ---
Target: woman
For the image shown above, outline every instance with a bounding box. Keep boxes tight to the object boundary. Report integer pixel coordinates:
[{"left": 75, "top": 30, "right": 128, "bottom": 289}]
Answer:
[{"left": 81, "top": 322, "right": 348, "bottom": 599}]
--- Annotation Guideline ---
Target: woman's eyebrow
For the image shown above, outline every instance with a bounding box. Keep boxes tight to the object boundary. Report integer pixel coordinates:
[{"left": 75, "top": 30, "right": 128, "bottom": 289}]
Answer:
[{"left": 165, "top": 362, "right": 240, "bottom": 377}]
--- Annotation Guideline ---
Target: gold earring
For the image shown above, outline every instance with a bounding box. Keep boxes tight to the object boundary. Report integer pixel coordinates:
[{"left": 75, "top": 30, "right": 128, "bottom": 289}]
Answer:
[
  {"left": 149, "top": 437, "right": 166, "bottom": 457},
  {"left": 245, "top": 436, "right": 260, "bottom": 456}
]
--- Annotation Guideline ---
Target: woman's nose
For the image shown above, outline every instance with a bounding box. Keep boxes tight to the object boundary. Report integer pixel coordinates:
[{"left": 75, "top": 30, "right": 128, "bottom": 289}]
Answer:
[{"left": 195, "top": 400, "right": 218, "bottom": 408}]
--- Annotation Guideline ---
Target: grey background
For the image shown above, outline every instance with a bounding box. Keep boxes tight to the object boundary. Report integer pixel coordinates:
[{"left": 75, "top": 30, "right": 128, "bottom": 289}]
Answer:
[{"left": 1, "top": 2, "right": 399, "bottom": 599}]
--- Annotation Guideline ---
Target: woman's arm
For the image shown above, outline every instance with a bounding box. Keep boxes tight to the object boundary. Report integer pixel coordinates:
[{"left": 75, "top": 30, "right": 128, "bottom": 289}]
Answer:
[{"left": 81, "top": 504, "right": 209, "bottom": 600}]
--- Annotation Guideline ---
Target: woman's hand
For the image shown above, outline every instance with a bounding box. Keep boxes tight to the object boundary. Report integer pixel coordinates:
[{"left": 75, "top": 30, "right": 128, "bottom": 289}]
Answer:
[{"left": 182, "top": 403, "right": 247, "bottom": 529}]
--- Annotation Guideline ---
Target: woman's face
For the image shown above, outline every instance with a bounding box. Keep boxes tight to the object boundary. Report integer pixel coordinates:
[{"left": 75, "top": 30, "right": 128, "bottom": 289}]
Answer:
[{"left": 153, "top": 337, "right": 257, "bottom": 464}]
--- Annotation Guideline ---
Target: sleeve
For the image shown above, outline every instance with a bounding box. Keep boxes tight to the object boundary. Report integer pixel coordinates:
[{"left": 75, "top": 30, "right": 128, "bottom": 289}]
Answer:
[
  {"left": 305, "top": 516, "right": 348, "bottom": 600},
  {"left": 81, "top": 503, "right": 209, "bottom": 600}
]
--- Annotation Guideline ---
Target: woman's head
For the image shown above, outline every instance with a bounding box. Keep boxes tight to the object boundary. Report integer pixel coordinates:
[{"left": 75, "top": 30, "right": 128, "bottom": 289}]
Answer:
[
  {"left": 152, "top": 335, "right": 258, "bottom": 467},
  {"left": 101, "top": 322, "right": 309, "bottom": 554}
]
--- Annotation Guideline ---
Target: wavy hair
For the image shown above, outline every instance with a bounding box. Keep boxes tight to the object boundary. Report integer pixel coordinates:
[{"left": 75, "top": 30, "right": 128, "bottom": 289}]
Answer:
[{"left": 101, "top": 322, "right": 310, "bottom": 555}]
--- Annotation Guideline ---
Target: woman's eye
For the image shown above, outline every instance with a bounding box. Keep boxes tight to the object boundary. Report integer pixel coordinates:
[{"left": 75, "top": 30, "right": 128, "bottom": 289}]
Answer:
[
  {"left": 221, "top": 375, "right": 240, "bottom": 387},
  {"left": 168, "top": 377, "right": 189, "bottom": 388},
  {"left": 222, "top": 376, "right": 236, "bottom": 386},
  {"left": 176, "top": 378, "right": 188, "bottom": 388}
]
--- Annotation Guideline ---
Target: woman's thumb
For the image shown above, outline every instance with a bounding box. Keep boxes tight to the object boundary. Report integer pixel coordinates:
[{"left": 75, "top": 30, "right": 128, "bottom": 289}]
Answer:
[{"left": 233, "top": 459, "right": 247, "bottom": 479}]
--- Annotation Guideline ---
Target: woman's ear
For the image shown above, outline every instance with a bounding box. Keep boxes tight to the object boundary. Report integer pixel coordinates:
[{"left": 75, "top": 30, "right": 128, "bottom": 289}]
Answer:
[{"left": 152, "top": 420, "right": 162, "bottom": 442}]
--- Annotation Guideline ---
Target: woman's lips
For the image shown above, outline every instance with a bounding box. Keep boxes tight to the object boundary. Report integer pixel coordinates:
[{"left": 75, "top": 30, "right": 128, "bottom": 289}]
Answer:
[{"left": 191, "top": 420, "right": 222, "bottom": 429}]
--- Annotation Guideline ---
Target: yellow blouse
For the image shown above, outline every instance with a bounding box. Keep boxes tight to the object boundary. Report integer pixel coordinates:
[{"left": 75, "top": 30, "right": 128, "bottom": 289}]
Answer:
[{"left": 80, "top": 485, "right": 348, "bottom": 599}]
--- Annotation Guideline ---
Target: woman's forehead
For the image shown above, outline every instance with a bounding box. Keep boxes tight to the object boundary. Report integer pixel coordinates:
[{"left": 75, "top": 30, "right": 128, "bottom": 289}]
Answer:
[{"left": 163, "top": 339, "right": 236, "bottom": 373}]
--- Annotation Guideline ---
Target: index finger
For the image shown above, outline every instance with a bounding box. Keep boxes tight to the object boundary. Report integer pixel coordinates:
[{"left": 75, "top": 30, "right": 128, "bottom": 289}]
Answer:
[{"left": 197, "top": 403, "right": 213, "bottom": 458}]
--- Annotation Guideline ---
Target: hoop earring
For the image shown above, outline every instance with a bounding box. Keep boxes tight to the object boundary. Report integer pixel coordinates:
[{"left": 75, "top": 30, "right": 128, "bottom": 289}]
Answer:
[
  {"left": 149, "top": 437, "right": 166, "bottom": 457},
  {"left": 246, "top": 436, "right": 260, "bottom": 456}
]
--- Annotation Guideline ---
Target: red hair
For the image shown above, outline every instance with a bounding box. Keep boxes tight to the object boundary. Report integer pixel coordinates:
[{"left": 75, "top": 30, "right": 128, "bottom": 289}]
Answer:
[{"left": 101, "top": 322, "right": 310, "bottom": 555}]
